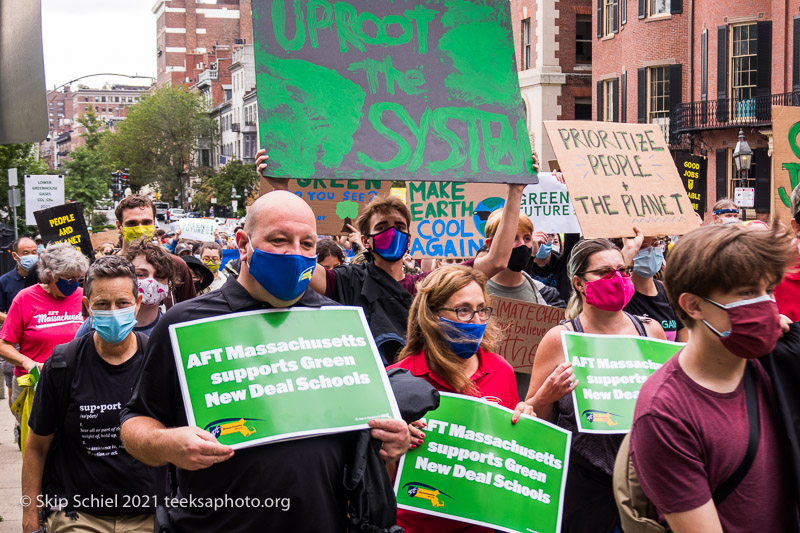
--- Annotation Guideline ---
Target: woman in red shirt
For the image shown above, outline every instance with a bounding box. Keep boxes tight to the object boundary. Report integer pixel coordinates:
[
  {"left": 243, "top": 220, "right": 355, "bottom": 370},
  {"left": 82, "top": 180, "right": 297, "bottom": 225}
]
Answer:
[{"left": 388, "top": 264, "right": 533, "bottom": 533}]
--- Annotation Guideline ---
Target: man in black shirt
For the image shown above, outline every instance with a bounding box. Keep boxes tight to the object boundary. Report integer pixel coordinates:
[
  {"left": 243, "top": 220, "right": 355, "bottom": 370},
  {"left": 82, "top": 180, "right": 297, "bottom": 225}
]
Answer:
[{"left": 120, "top": 191, "right": 410, "bottom": 532}]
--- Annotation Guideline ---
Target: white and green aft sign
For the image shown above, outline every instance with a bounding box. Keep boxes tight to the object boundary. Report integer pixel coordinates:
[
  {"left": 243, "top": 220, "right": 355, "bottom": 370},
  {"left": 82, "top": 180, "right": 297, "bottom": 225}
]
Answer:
[
  {"left": 563, "top": 331, "right": 684, "bottom": 434},
  {"left": 169, "top": 307, "right": 401, "bottom": 449},
  {"left": 395, "top": 393, "right": 571, "bottom": 533}
]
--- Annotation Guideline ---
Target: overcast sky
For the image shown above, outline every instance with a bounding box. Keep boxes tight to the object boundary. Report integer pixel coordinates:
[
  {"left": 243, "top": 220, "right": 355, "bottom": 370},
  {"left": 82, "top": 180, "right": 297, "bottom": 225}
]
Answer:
[{"left": 41, "top": 0, "right": 157, "bottom": 91}]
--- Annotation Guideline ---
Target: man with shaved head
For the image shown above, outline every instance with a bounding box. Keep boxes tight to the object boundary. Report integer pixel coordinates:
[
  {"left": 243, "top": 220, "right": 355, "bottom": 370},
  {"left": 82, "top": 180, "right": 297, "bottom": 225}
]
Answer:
[{"left": 120, "top": 191, "right": 410, "bottom": 532}]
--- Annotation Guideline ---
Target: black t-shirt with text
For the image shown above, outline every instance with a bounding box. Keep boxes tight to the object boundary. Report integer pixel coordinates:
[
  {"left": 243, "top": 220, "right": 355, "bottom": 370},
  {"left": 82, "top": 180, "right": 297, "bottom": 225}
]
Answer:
[
  {"left": 29, "top": 332, "right": 167, "bottom": 515},
  {"left": 624, "top": 280, "right": 684, "bottom": 341}
]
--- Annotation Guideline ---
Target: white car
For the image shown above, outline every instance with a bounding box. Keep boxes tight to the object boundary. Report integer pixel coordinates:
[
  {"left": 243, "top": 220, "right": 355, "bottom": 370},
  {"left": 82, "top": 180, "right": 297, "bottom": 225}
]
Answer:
[{"left": 171, "top": 208, "right": 186, "bottom": 219}]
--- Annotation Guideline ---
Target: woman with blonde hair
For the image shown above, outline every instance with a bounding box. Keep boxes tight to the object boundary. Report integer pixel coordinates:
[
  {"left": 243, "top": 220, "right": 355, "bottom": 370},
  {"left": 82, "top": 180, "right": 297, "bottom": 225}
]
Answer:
[
  {"left": 524, "top": 237, "right": 665, "bottom": 533},
  {"left": 388, "top": 264, "right": 533, "bottom": 533}
]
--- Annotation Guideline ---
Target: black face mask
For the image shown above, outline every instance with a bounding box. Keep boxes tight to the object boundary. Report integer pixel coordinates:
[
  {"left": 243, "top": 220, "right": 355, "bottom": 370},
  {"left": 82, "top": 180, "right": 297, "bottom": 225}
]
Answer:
[
  {"left": 507, "top": 245, "right": 531, "bottom": 272},
  {"left": 194, "top": 281, "right": 203, "bottom": 293}
]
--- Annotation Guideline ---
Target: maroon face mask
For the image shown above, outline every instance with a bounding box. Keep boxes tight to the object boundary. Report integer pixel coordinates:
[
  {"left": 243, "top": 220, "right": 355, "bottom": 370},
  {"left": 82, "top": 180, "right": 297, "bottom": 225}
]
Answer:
[{"left": 702, "top": 295, "right": 781, "bottom": 359}]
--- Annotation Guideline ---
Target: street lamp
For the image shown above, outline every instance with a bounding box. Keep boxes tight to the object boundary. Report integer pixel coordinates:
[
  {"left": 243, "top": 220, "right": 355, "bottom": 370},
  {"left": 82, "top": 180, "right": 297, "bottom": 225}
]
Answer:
[
  {"left": 231, "top": 186, "right": 239, "bottom": 215},
  {"left": 732, "top": 129, "right": 753, "bottom": 220}
]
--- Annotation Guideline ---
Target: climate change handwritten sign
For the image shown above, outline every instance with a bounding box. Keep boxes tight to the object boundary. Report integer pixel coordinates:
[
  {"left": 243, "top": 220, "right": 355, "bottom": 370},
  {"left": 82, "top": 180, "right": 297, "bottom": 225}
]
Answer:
[
  {"left": 170, "top": 307, "right": 401, "bottom": 449},
  {"left": 772, "top": 106, "right": 800, "bottom": 223},
  {"left": 271, "top": 178, "right": 392, "bottom": 234},
  {"left": 562, "top": 332, "right": 683, "bottom": 434},
  {"left": 545, "top": 121, "right": 697, "bottom": 238},
  {"left": 492, "top": 297, "right": 565, "bottom": 374},
  {"left": 34, "top": 202, "right": 93, "bottom": 259},
  {"left": 520, "top": 172, "right": 581, "bottom": 234},
  {"left": 252, "top": 0, "right": 536, "bottom": 183},
  {"left": 395, "top": 393, "right": 570, "bottom": 533}
]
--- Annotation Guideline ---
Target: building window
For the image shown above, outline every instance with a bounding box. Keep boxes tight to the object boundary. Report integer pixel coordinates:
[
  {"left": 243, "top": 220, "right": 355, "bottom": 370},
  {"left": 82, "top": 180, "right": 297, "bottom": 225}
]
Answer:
[
  {"left": 649, "top": 0, "right": 670, "bottom": 16},
  {"left": 522, "top": 18, "right": 531, "bottom": 69},
  {"left": 575, "top": 98, "right": 592, "bottom": 120},
  {"left": 603, "top": 79, "right": 616, "bottom": 121},
  {"left": 648, "top": 66, "right": 670, "bottom": 140},
  {"left": 603, "top": 0, "right": 619, "bottom": 36},
  {"left": 731, "top": 23, "right": 757, "bottom": 118},
  {"left": 576, "top": 14, "right": 592, "bottom": 64}
]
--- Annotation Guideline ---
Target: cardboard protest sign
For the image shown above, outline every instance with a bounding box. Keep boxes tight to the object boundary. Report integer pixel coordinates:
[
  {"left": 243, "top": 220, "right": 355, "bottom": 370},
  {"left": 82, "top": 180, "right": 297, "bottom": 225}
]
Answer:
[
  {"left": 772, "top": 106, "right": 800, "bottom": 223},
  {"left": 544, "top": 121, "right": 697, "bottom": 238},
  {"left": 674, "top": 152, "right": 706, "bottom": 215},
  {"left": 492, "top": 297, "right": 565, "bottom": 374},
  {"left": 407, "top": 181, "right": 503, "bottom": 258},
  {"left": 562, "top": 332, "right": 683, "bottom": 434},
  {"left": 520, "top": 172, "right": 581, "bottom": 234},
  {"left": 252, "top": 0, "right": 537, "bottom": 184},
  {"left": 395, "top": 393, "right": 570, "bottom": 533},
  {"left": 34, "top": 202, "right": 93, "bottom": 259},
  {"left": 25, "top": 174, "right": 64, "bottom": 225},
  {"left": 179, "top": 218, "right": 216, "bottom": 242},
  {"left": 90, "top": 229, "right": 120, "bottom": 250},
  {"left": 170, "top": 307, "right": 401, "bottom": 449},
  {"left": 271, "top": 178, "right": 393, "bottom": 234}
]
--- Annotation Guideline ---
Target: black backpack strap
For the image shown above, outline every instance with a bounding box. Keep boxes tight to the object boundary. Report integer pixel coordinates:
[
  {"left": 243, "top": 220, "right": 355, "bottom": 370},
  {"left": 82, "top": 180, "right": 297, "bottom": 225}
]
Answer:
[
  {"left": 48, "top": 338, "right": 82, "bottom": 425},
  {"left": 712, "top": 364, "right": 760, "bottom": 505}
]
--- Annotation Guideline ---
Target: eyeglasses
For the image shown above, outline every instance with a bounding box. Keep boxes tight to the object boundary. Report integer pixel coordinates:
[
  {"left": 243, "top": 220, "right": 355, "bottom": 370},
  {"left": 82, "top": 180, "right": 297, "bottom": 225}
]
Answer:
[
  {"left": 439, "top": 306, "right": 493, "bottom": 322},
  {"left": 579, "top": 266, "right": 633, "bottom": 279}
]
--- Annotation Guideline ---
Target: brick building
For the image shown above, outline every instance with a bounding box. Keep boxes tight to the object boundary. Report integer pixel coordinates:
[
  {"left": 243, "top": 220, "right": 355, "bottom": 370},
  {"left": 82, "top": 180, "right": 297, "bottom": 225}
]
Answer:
[
  {"left": 41, "top": 85, "right": 150, "bottom": 168},
  {"left": 152, "top": 0, "right": 252, "bottom": 107},
  {"left": 510, "top": 0, "right": 594, "bottom": 168},
  {"left": 593, "top": 0, "right": 800, "bottom": 221}
]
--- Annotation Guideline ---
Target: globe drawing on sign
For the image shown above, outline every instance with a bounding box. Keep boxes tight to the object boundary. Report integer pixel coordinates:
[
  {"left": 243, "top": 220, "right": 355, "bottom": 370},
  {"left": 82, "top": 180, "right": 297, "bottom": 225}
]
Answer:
[{"left": 473, "top": 197, "right": 506, "bottom": 237}]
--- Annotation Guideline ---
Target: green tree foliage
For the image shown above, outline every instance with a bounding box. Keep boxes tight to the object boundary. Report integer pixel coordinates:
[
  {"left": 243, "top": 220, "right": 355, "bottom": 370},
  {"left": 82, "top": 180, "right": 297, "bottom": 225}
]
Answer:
[
  {"left": 64, "top": 109, "right": 113, "bottom": 223},
  {"left": 104, "top": 87, "right": 217, "bottom": 207},
  {"left": 0, "top": 143, "right": 49, "bottom": 234},
  {"left": 195, "top": 161, "right": 260, "bottom": 216}
]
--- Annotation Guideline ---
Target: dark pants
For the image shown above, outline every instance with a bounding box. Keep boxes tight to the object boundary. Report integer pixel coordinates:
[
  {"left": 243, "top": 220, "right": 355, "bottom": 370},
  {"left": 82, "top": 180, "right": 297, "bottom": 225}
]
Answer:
[{"left": 561, "top": 453, "right": 621, "bottom": 533}]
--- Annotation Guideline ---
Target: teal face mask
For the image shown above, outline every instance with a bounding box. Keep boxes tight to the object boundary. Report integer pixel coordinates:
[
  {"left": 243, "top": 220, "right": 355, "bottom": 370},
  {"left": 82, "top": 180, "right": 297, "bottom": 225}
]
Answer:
[{"left": 91, "top": 306, "right": 137, "bottom": 344}]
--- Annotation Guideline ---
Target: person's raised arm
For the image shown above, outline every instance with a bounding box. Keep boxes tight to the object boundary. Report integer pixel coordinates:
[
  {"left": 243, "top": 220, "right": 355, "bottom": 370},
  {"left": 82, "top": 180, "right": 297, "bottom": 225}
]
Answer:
[
  {"left": 472, "top": 183, "right": 525, "bottom": 278},
  {"left": 121, "top": 416, "right": 234, "bottom": 470},
  {"left": 620, "top": 226, "right": 644, "bottom": 266},
  {"left": 255, "top": 149, "right": 289, "bottom": 196},
  {"left": 309, "top": 264, "right": 328, "bottom": 296},
  {"left": 524, "top": 325, "right": 576, "bottom": 422},
  {"left": 21, "top": 432, "right": 52, "bottom": 533}
]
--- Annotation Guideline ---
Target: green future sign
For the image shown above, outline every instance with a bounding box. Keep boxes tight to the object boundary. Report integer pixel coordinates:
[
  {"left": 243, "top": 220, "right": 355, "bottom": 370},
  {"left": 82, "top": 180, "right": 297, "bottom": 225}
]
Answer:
[
  {"left": 169, "top": 307, "right": 401, "bottom": 449},
  {"left": 252, "top": 0, "right": 537, "bottom": 183},
  {"left": 395, "top": 394, "right": 570, "bottom": 533},
  {"left": 562, "top": 332, "right": 684, "bottom": 434}
]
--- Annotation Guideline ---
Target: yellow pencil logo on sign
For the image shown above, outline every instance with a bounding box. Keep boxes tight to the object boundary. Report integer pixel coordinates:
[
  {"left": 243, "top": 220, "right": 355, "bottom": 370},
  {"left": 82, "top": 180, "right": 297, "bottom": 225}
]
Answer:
[
  {"left": 582, "top": 410, "right": 620, "bottom": 427},
  {"left": 403, "top": 483, "right": 453, "bottom": 508}
]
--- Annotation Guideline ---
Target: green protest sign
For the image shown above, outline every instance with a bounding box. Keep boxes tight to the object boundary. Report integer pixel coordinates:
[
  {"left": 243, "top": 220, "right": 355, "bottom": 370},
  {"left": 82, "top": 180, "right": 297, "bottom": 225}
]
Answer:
[
  {"left": 562, "top": 332, "right": 683, "bottom": 434},
  {"left": 169, "top": 307, "right": 401, "bottom": 449},
  {"left": 395, "top": 393, "right": 570, "bottom": 533},
  {"left": 252, "top": 0, "right": 536, "bottom": 183}
]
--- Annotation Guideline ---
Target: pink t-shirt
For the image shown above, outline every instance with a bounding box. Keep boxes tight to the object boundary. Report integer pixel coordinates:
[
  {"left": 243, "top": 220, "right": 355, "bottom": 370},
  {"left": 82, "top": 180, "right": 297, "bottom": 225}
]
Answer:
[
  {"left": 630, "top": 355, "right": 794, "bottom": 532},
  {"left": 0, "top": 284, "right": 84, "bottom": 376}
]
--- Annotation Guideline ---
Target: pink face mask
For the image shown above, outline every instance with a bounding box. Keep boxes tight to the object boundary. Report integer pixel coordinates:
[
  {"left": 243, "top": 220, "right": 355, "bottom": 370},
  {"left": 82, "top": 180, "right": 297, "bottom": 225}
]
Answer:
[
  {"left": 584, "top": 271, "right": 635, "bottom": 312},
  {"left": 702, "top": 295, "right": 781, "bottom": 359}
]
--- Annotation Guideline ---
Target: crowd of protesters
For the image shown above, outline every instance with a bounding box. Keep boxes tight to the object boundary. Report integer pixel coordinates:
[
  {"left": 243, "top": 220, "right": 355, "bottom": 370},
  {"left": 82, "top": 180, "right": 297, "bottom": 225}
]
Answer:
[{"left": 2, "top": 147, "right": 800, "bottom": 533}]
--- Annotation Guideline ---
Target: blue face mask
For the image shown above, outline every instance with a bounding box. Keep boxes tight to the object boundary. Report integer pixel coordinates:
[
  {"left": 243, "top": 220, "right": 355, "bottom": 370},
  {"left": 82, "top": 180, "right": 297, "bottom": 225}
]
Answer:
[
  {"left": 369, "top": 227, "right": 410, "bottom": 263},
  {"left": 56, "top": 277, "right": 81, "bottom": 297},
  {"left": 91, "top": 306, "right": 137, "bottom": 344},
  {"left": 439, "top": 317, "right": 486, "bottom": 359},
  {"left": 247, "top": 240, "right": 317, "bottom": 302},
  {"left": 18, "top": 255, "right": 37, "bottom": 272},
  {"left": 37, "top": 244, "right": 44, "bottom": 254},
  {"left": 535, "top": 241, "right": 553, "bottom": 259},
  {"left": 633, "top": 246, "right": 664, "bottom": 279}
]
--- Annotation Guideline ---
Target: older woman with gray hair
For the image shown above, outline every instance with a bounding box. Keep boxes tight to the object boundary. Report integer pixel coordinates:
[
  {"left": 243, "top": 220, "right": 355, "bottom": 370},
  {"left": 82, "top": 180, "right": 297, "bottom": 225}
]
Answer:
[{"left": 0, "top": 243, "right": 88, "bottom": 435}]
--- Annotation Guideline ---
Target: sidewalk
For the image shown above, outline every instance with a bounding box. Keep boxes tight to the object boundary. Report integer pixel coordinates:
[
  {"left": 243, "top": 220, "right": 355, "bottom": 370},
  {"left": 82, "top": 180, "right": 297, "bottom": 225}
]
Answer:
[{"left": 0, "top": 401, "right": 22, "bottom": 533}]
